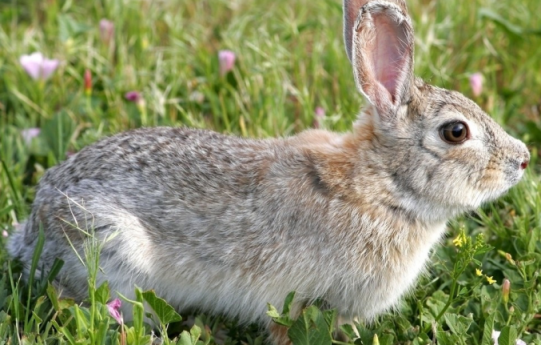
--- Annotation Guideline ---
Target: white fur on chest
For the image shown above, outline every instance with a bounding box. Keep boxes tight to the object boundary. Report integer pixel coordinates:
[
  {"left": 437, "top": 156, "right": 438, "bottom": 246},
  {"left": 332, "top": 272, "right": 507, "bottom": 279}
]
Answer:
[{"left": 334, "top": 220, "right": 447, "bottom": 321}]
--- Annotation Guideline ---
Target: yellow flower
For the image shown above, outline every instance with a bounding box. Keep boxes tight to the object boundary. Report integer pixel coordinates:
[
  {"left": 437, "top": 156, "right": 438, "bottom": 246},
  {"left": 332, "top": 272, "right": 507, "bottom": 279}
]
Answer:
[
  {"left": 486, "top": 276, "right": 496, "bottom": 284},
  {"left": 453, "top": 235, "right": 464, "bottom": 247},
  {"left": 476, "top": 268, "right": 483, "bottom": 276}
]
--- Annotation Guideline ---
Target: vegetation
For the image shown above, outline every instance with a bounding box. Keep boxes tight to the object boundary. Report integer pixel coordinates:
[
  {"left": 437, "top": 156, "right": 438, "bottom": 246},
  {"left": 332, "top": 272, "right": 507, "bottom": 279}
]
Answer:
[{"left": 1, "top": 0, "right": 540, "bottom": 343}]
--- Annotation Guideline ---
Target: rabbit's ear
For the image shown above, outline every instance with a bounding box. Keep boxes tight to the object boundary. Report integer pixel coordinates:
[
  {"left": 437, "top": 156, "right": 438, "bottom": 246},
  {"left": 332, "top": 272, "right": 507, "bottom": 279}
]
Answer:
[
  {"left": 345, "top": 1, "right": 414, "bottom": 117},
  {"left": 343, "top": 0, "right": 407, "bottom": 62},
  {"left": 343, "top": 0, "right": 371, "bottom": 62}
]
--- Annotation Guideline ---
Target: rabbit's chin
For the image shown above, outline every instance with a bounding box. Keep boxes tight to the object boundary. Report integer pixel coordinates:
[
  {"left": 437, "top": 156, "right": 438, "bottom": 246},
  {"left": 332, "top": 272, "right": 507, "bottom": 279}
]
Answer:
[{"left": 396, "top": 185, "right": 515, "bottom": 224}]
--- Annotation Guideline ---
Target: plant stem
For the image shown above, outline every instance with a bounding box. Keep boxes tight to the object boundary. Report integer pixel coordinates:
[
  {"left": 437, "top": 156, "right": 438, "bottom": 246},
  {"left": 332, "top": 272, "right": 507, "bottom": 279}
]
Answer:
[{"left": 424, "top": 278, "right": 458, "bottom": 333}]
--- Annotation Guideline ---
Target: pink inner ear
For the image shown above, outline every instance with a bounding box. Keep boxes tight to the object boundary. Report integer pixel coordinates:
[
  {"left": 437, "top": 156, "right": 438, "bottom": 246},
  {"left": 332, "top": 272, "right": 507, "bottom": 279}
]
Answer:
[{"left": 371, "top": 15, "right": 409, "bottom": 104}]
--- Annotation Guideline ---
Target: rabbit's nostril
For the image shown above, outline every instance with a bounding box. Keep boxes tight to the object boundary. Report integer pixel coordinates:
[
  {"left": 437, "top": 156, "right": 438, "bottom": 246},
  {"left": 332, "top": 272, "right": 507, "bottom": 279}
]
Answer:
[{"left": 520, "top": 160, "right": 529, "bottom": 170}]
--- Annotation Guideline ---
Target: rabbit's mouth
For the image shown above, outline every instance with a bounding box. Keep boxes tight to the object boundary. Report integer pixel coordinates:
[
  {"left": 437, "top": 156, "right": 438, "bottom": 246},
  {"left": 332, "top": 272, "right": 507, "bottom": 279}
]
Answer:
[
  {"left": 474, "top": 148, "right": 529, "bottom": 200},
  {"left": 387, "top": 163, "right": 525, "bottom": 224},
  {"left": 503, "top": 162, "right": 527, "bottom": 186}
]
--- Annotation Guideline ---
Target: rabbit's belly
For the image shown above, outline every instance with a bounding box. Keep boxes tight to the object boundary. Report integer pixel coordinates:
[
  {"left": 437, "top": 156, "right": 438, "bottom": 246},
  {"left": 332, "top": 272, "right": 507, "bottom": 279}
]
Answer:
[{"left": 95, "top": 201, "right": 446, "bottom": 323}]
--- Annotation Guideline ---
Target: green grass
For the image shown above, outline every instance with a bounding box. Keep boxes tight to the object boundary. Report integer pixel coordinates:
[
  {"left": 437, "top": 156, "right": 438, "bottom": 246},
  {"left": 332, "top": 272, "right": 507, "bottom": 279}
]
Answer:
[{"left": 1, "top": 0, "right": 541, "bottom": 343}]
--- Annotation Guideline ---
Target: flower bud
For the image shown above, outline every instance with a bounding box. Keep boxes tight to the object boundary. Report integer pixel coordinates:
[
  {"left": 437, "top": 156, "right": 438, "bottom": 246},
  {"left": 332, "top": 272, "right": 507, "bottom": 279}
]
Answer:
[
  {"left": 84, "top": 69, "right": 92, "bottom": 96},
  {"left": 505, "top": 253, "right": 516, "bottom": 265},
  {"left": 99, "top": 19, "right": 115, "bottom": 46},
  {"left": 125, "top": 91, "right": 141, "bottom": 103},
  {"left": 313, "top": 107, "right": 325, "bottom": 129},
  {"left": 502, "top": 278, "right": 510, "bottom": 305},
  {"left": 218, "top": 50, "right": 236, "bottom": 76},
  {"left": 469, "top": 72, "right": 483, "bottom": 97}
]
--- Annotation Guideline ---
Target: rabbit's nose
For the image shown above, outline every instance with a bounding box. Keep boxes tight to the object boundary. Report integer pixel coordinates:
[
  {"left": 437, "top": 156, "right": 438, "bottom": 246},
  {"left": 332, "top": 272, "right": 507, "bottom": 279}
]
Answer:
[{"left": 520, "top": 159, "right": 529, "bottom": 170}]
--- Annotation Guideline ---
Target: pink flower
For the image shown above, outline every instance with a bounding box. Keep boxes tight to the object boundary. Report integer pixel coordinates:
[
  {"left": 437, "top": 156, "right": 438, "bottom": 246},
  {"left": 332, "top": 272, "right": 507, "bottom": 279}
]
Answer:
[
  {"left": 19, "top": 53, "right": 60, "bottom": 81},
  {"left": 21, "top": 128, "right": 41, "bottom": 145},
  {"left": 99, "top": 19, "right": 115, "bottom": 45},
  {"left": 313, "top": 107, "right": 326, "bottom": 129},
  {"left": 124, "top": 91, "right": 147, "bottom": 121},
  {"left": 469, "top": 72, "right": 483, "bottom": 97},
  {"left": 218, "top": 50, "right": 236, "bottom": 76},
  {"left": 107, "top": 298, "right": 123, "bottom": 324},
  {"left": 2, "top": 230, "right": 8, "bottom": 238},
  {"left": 124, "top": 91, "right": 142, "bottom": 102}
]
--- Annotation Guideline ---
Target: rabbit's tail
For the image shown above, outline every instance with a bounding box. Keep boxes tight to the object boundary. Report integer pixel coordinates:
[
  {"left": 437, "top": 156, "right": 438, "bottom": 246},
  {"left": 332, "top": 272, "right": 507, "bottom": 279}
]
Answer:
[{"left": 7, "top": 220, "right": 36, "bottom": 264}]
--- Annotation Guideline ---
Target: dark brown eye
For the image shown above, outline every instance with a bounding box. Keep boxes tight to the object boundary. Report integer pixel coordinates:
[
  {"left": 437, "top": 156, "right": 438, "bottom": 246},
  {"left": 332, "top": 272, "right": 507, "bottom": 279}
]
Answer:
[{"left": 440, "top": 122, "right": 469, "bottom": 144}]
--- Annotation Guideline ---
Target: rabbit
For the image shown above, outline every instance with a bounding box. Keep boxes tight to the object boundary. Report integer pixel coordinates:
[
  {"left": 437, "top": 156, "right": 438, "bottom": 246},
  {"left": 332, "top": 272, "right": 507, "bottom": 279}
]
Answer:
[{"left": 8, "top": 0, "right": 530, "bottom": 344}]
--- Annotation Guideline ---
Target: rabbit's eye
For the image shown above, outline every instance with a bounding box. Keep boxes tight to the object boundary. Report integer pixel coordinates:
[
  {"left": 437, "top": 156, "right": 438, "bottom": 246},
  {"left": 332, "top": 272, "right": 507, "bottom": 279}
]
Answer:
[{"left": 440, "top": 122, "right": 469, "bottom": 144}]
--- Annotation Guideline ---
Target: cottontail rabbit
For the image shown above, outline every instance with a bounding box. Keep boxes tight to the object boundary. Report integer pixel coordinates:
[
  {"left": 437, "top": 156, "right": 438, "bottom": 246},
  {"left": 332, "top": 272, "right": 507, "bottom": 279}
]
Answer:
[{"left": 9, "top": 0, "right": 529, "bottom": 343}]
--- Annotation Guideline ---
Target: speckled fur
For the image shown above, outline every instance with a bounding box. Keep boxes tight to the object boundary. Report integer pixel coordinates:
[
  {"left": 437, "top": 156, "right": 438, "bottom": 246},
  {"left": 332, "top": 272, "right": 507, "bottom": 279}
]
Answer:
[{"left": 8, "top": 1, "right": 529, "bottom": 344}]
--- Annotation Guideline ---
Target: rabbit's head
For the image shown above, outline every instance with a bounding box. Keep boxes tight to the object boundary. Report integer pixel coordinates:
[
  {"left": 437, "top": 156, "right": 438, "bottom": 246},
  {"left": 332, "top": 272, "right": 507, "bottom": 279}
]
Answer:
[{"left": 343, "top": 0, "right": 530, "bottom": 222}]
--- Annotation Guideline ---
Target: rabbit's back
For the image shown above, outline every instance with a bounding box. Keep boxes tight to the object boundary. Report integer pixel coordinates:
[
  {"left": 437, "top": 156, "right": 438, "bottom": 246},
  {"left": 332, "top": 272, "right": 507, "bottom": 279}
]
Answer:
[
  {"left": 14, "top": 127, "right": 351, "bottom": 321},
  {"left": 43, "top": 127, "right": 274, "bottom": 196},
  {"left": 30, "top": 127, "right": 330, "bottom": 248}
]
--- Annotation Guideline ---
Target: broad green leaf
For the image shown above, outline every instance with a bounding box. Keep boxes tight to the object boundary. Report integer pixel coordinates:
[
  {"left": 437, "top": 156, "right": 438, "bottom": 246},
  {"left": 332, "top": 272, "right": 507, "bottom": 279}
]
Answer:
[
  {"left": 498, "top": 326, "right": 517, "bottom": 345},
  {"left": 436, "top": 330, "right": 460, "bottom": 345},
  {"left": 444, "top": 313, "right": 472, "bottom": 336},
  {"left": 287, "top": 305, "right": 332, "bottom": 345},
  {"left": 178, "top": 330, "right": 193, "bottom": 345},
  {"left": 282, "top": 291, "right": 296, "bottom": 316},
  {"left": 322, "top": 308, "right": 337, "bottom": 333},
  {"left": 141, "top": 289, "right": 182, "bottom": 325},
  {"left": 357, "top": 326, "right": 376, "bottom": 345},
  {"left": 46, "top": 283, "right": 61, "bottom": 312},
  {"left": 379, "top": 334, "right": 394, "bottom": 345},
  {"left": 71, "top": 305, "right": 89, "bottom": 337},
  {"left": 190, "top": 325, "right": 202, "bottom": 344},
  {"left": 95, "top": 281, "right": 110, "bottom": 305},
  {"left": 339, "top": 323, "right": 357, "bottom": 340},
  {"left": 481, "top": 313, "right": 495, "bottom": 345}
]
